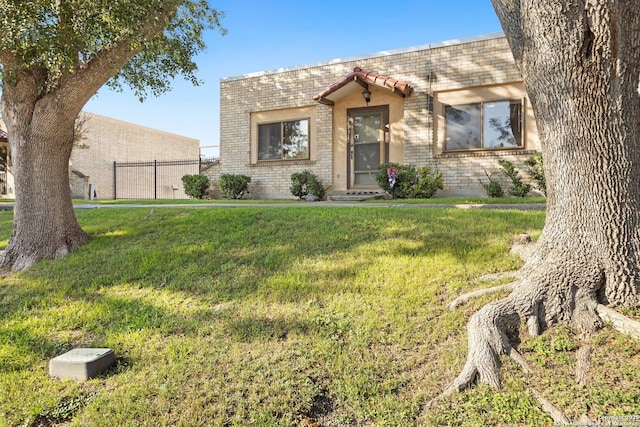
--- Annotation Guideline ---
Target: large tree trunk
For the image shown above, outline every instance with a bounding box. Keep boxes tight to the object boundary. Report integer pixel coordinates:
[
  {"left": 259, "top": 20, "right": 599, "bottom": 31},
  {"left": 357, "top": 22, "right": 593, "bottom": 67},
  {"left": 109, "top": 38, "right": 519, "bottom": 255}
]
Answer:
[
  {"left": 0, "top": 78, "right": 88, "bottom": 270},
  {"left": 0, "top": 2, "right": 187, "bottom": 270},
  {"left": 444, "top": 0, "right": 640, "bottom": 395}
]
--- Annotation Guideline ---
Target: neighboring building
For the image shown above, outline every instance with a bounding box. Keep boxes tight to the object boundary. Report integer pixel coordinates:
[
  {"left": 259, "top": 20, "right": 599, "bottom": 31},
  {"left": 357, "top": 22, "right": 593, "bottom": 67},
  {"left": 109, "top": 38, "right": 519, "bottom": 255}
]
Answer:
[
  {"left": 0, "top": 126, "right": 11, "bottom": 198},
  {"left": 71, "top": 113, "right": 200, "bottom": 200},
  {"left": 1, "top": 113, "right": 200, "bottom": 200},
  {"left": 208, "top": 33, "right": 541, "bottom": 199}
]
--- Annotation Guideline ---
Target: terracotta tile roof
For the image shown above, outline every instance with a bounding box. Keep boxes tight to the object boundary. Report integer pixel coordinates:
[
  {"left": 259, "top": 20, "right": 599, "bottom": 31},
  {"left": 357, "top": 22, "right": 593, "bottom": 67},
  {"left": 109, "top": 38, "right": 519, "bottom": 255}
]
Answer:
[
  {"left": 313, "top": 66, "right": 414, "bottom": 106},
  {"left": 0, "top": 129, "right": 7, "bottom": 143}
]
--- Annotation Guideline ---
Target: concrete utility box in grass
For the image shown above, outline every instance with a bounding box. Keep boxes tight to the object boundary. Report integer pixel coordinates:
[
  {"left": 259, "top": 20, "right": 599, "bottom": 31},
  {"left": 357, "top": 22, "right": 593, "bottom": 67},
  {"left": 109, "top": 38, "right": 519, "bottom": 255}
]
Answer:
[{"left": 49, "top": 348, "right": 115, "bottom": 381}]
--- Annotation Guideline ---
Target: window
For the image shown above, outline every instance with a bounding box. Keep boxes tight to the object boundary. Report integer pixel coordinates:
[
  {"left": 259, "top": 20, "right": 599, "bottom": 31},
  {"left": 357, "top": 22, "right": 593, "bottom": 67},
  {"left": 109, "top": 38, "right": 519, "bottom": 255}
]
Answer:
[
  {"left": 258, "top": 119, "right": 309, "bottom": 160},
  {"left": 445, "top": 100, "right": 522, "bottom": 151}
]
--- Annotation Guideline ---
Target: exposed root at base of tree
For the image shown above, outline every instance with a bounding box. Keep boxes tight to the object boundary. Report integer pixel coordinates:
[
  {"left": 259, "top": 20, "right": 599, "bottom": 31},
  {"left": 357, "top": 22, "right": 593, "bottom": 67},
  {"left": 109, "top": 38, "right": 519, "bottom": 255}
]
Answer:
[
  {"left": 595, "top": 304, "right": 640, "bottom": 339},
  {"left": 428, "top": 277, "right": 640, "bottom": 424},
  {"left": 0, "top": 234, "right": 89, "bottom": 271},
  {"left": 426, "top": 233, "right": 640, "bottom": 423},
  {"left": 448, "top": 283, "right": 514, "bottom": 310},
  {"left": 529, "top": 388, "right": 571, "bottom": 425},
  {"left": 574, "top": 346, "right": 592, "bottom": 386}
]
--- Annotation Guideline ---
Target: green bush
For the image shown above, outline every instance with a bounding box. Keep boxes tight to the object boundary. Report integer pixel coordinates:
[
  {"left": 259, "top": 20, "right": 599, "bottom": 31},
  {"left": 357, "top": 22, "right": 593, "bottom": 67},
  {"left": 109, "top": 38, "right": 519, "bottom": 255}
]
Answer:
[
  {"left": 375, "top": 163, "right": 415, "bottom": 198},
  {"left": 479, "top": 171, "right": 504, "bottom": 198},
  {"left": 407, "top": 166, "right": 444, "bottom": 198},
  {"left": 524, "top": 152, "right": 546, "bottom": 196},
  {"left": 290, "top": 170, "right": 326, "bottom": 200},
  {"left": 375, "top": 163, "right": 443, "bottom": 199},
  {"left": 218, "top": 174, "right": 251, "bottom": 199},
  {"left": 499, "top": 159, "right": 531, "bottom": 197},
  {"left": 181, "top": 174, "right": 210, "bottom": 199}
]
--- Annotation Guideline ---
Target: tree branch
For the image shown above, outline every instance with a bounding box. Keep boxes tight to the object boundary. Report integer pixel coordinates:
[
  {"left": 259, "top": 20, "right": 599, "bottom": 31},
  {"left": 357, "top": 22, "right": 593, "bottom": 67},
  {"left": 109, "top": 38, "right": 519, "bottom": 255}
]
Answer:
[{"left": 51, "top": 0, "right": 184, "bottom": 113}]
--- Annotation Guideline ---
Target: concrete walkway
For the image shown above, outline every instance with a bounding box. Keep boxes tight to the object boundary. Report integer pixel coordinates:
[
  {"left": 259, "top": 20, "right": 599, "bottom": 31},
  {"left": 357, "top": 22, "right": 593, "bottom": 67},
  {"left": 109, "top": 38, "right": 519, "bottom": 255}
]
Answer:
[{"left": 0, "top": 201, "right": 546, "bottom": 211}]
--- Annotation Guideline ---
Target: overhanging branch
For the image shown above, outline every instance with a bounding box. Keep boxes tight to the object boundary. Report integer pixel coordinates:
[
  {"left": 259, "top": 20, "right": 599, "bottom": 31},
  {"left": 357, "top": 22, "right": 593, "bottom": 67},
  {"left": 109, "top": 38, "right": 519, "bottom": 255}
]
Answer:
[{"left": 52, "top": 0, "right": 184, "bottom": 112}]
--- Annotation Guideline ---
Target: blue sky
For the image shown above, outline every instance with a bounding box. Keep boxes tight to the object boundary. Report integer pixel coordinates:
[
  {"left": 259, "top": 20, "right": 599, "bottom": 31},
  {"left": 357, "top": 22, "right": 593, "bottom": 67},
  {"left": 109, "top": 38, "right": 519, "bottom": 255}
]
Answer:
[{"left": 84, "top": 1, "right": 504, "bottom": 157}]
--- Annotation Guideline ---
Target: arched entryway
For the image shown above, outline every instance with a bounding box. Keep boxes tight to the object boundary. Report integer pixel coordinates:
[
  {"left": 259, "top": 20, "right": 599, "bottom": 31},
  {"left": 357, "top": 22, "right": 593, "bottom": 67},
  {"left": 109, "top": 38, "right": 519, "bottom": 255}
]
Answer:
[{"left": 313, "top": 66, "right": 414, "bottom": 193}]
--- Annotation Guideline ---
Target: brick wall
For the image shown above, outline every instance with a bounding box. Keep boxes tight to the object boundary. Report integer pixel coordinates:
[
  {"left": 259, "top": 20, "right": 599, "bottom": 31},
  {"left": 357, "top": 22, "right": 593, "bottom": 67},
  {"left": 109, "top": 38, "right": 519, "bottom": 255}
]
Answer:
[
  {"left": 211, "top": 33, "right": 541, "bottom": 199},
  {"left": 70, "top": 113, "right": 200, "bottom": 200}
]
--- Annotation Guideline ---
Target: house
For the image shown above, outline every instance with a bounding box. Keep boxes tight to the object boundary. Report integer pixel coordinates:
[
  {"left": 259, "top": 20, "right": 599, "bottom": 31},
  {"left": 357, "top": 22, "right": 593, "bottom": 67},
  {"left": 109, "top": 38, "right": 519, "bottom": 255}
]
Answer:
[
  {"left": 207, "top": 32, "right": 541, "bottom": 199},
  {"left": 0, "top": 113, "right": 200, "bottom": 199}
]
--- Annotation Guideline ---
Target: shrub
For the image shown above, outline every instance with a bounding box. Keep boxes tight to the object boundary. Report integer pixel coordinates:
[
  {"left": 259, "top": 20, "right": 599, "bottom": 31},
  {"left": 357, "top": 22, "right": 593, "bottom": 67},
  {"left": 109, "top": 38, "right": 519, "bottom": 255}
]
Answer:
[
  {"left": 407, "top": 166, "right": 444, "bottom": 198},
  {"left": 375, "top": 163, "right": 443, "bottom": 199},
  {"left": 181, "top": 174, "right": 210, "bottom": 199},
  {"left": 524, "top": 152, "right": 546, "bottom": 195},
  {"left": 498, "top": 159, "right": 531, "bottom": 197},
  {"left": 218, "top": 174, "right": 251, "bottom": 199},
  {"left": 375, "top": 163, "right": 415, "bottom": 198},
  {"left": 479, "top": 170, "right": 504, "bottom": 198},
  {"left": 290, "top": 170, "right": 326, "bottom": 200}
]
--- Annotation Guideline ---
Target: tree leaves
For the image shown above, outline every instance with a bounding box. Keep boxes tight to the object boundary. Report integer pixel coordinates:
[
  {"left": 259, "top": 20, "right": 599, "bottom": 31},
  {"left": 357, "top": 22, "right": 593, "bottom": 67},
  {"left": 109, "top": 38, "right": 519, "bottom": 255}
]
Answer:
[{"left": 0, "top": 0, "right": 225, "bottom": 99}]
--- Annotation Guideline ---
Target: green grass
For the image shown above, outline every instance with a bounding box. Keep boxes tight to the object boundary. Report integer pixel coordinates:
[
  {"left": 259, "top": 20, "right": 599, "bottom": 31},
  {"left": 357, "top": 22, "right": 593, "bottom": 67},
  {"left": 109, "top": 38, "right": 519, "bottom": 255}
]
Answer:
[
  {"left": 0, "top": 205, "right": 637, "bottom": 426},
  {"left": 363, "top": 196, "right": 547, "bottom": 205},
  {"left": 73, "top": 198, "right": 301, "bottom": 205},
  {"left": 71, "top": 195, "right": 546, "bottom": 206}
]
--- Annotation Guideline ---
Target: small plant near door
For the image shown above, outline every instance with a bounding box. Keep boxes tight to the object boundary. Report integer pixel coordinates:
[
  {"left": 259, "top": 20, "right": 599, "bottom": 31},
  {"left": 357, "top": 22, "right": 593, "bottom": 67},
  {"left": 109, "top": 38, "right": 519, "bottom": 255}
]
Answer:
[
  {"left": 376, "top": 163, "right": 413, "bottom": 198},
  {"left": 218, "top": 174, "right": 251, "bottom": 199},
  {"left": 181, "top": 174, "right": 210, "bottom": 199},
  {"left": 290, "top": 170, "right": 326, "bottom": 200},
  {"left": 375, "top": 163, "right": 443, "bottom": 199}
]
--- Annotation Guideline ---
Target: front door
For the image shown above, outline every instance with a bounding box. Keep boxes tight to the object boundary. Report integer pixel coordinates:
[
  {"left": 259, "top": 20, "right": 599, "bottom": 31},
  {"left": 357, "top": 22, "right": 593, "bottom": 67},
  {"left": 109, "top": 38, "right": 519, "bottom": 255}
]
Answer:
[{"left": 347, "top": 106, "right": 389, "bottom": 188}]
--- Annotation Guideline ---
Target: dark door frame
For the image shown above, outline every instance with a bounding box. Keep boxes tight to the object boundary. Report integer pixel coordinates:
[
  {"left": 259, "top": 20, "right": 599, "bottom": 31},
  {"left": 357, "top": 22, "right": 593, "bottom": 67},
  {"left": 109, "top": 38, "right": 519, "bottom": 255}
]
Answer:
[{"left": 346, "top": 105, "right": 390, "bottom": 189}]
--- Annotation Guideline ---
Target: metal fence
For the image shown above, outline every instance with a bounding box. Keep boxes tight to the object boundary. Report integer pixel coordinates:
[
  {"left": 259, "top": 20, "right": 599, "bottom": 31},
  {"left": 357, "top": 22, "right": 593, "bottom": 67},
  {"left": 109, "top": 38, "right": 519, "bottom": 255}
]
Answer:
[{"left": 113, "top": 158, "right": 218, "bottom": 200}]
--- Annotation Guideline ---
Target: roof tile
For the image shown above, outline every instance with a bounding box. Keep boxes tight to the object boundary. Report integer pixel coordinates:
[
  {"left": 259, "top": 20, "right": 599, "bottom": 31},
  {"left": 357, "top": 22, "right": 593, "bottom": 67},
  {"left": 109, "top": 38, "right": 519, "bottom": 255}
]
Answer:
[{"left": 313, "top": 66, "right": 414, "bottom": 105}]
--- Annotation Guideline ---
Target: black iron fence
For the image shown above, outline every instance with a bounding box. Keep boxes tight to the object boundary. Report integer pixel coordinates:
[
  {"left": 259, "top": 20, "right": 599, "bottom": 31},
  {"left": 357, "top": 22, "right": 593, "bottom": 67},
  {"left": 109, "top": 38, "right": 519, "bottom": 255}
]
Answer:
[{"left": 113, "top": 158, "right": 218, "bottom": 200}]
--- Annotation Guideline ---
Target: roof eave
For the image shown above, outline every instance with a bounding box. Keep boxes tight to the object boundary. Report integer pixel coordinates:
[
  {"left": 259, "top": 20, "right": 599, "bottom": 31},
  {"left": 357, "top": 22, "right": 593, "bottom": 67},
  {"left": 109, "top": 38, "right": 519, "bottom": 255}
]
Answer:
[{"left": 313, "top": 66, "right": 414, "bottom": 105}]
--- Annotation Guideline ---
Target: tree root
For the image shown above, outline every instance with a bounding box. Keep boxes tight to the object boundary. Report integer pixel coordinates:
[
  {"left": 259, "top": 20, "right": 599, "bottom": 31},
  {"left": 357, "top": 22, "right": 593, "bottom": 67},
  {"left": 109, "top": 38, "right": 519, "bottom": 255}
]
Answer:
[
  {"left": 431, "top": 232, "right": 640, "bottom": 424},
  {"left": 426, "top": 342, "right": 573, "bottom": 423},
  {"left": 432, "top": 298, "right": 640, "bottom": 423},
  {"left": 574, "top": 346, "right": 592, "bottom": 386},
  {"left": 595, "top": 304, "right": 640, "bottom": 339},
  {"left": 529, "top": 388, "right": 571, "bottom": 425},
  {"left": 448, "top": 283, "right": 514, "bottom": 310}
]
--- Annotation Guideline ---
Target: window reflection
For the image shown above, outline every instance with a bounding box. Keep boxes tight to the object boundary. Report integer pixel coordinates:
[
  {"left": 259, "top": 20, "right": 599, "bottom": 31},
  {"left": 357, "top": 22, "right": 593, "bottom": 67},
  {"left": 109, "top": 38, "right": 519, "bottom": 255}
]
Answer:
[
  {"left": 445, "top": 100, "right": 522, "bottom": 151},
  {"left": 258, "top": 119, "right": 310, "bottom": 161}
]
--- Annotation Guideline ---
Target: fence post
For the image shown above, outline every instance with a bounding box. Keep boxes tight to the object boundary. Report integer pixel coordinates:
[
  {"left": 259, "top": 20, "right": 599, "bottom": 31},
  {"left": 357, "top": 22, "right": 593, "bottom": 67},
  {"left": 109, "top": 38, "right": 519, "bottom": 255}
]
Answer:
[
  {"left": 113, "top": 161, "right": 117, "bottom": 200},
  {"left": 154, "top": 160, "right": 157, "bottom": 200}
]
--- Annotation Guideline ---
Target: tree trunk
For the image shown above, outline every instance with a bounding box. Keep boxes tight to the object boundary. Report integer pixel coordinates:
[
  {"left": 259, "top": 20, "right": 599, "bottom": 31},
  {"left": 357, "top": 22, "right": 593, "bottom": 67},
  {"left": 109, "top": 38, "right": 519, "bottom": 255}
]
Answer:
[
  {"left": 0, "top": 2, "right": 190, "bottom": 270},
  {"left": 444, "top": 0, "right": 640, "bottom": 393},
  {"left": 0, "top": 103, "right": 88, "bottom": 270}
]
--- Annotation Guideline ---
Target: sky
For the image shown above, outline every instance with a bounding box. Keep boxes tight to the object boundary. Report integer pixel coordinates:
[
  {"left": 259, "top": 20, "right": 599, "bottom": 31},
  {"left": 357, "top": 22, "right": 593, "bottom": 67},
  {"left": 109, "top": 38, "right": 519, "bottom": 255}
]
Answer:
[{"left": 83, "top": 0, "right": 504, "bottom": 157}]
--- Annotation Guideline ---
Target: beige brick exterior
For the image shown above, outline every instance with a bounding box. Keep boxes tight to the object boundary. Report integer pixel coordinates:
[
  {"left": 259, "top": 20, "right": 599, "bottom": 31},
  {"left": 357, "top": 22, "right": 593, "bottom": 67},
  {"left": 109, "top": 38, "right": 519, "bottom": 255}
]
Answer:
[
  {"left": 210, "top": 33, "right": 541, "bottom": 199},
  {"left": 70, "top": 113, "right": 200, "bottom": 199}
]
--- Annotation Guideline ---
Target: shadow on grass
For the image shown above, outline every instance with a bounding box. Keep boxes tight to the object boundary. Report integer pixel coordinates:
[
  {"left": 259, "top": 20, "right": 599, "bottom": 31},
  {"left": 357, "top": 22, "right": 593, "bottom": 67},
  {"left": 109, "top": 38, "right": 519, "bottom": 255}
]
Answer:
[{"left": 0, "top": 207, "right": 544, "bottom": 372}]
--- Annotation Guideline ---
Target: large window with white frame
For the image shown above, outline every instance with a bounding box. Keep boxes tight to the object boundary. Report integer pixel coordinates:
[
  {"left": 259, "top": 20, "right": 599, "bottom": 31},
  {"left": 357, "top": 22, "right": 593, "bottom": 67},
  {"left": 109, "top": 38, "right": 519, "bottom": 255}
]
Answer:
[
  {"left": 444, "top": 99, "right": 523, "bottom": 151},
  {"left": 258, "top": 119, "right": 310, "bottom": 161}
]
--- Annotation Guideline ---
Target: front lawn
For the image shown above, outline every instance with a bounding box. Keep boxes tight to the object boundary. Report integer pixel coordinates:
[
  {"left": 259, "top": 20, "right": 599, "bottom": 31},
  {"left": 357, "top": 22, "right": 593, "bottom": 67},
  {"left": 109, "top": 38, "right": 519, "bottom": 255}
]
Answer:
[{"left": 0, "top": 206, "right": 638, "bottom": 426}]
